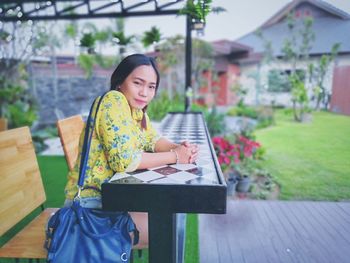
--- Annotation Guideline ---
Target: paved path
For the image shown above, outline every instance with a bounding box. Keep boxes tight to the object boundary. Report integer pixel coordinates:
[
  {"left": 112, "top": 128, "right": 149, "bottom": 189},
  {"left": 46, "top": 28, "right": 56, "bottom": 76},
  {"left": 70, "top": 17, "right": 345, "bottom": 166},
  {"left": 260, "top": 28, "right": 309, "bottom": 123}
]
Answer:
[{"left": 199, "top": 200, "right": 350, "bottom": 263}]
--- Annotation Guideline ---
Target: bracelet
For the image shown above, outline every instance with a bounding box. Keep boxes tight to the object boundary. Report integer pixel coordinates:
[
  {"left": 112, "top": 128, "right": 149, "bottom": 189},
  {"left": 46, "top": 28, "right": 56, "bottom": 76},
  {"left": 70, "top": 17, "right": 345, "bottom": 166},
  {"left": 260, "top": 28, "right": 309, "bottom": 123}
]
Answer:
[{"left": 170, "top": 149, "right": 179, "bottom": 164}]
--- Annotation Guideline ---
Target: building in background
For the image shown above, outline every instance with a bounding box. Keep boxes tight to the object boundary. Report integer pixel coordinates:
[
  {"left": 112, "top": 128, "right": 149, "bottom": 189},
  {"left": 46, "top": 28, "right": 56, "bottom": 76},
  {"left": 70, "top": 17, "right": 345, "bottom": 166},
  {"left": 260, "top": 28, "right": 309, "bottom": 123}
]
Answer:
[{"left": 205, "top": 0, "right": 350, "bottom": 115}]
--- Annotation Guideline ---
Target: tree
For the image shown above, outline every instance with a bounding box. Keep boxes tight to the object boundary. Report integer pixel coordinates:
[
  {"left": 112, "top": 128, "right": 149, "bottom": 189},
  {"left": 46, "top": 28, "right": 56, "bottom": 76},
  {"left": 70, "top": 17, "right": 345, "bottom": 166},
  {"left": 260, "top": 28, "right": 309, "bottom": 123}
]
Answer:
[
  {"left": 308, "top": 43, "right": 340, "bottom": 110},
  {"left": 257, "top": 12, "right": 316, "bottom": 122},
  {"left": 31, "top": 22, "right": 62, "bottom": 122},
  {"left": 0, "top": 21, "right": 36, "bottom": 81},
  {"left": 281, "top": 13, "right": 315, "bottom": 121},
  {"left": 0, "top": 20, "right": 53, "bottom": 127},
  {"left": 192, "top": 38, "right": 214, "bottom": 103},
  {"left": 156, "top": 35, "right": 184, "bottom": 98}
]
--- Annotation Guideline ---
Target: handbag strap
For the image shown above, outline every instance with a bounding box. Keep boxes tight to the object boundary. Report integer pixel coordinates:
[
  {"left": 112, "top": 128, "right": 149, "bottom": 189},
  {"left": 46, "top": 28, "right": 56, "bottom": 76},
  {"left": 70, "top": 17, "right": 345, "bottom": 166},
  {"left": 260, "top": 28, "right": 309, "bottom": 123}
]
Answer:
[{"left": 76, "top": 92, "right": 108, "bottom": 194}]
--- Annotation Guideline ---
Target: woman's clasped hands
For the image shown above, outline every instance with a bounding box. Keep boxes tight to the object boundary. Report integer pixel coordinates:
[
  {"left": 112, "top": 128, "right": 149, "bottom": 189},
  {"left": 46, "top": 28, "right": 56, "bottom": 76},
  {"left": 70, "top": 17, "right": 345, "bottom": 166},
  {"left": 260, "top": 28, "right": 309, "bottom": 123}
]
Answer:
[{"left": 173, "top": 141, "right": 199, "bottom": 164}]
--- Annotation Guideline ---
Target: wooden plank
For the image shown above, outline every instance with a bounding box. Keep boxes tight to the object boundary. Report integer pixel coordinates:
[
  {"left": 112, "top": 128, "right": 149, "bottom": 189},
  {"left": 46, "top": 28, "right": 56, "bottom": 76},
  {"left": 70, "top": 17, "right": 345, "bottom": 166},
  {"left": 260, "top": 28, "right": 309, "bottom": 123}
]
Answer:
[
  {"left": 277, "top": 201, "right": 350, "bottom": 262},
  {"left": 199, "top": 201, "right": 350, "bottom": 263},
  {"left": 336, "top": 202, "right": 350, "bottom": 217},
  {"left": 0, "top": 127, "right": 46, "bottom": 236},
  {"left": 333, "top": 203, "right": 350, "bottom": 223},
  {"left": 271, "top": 201, "right": 315, "bottom": 263},
  {"left": 218, "top": 208, "right": 245, "bottom": 263},
  {"left": 259, "top": 201, "right": 300, "bottom": 263},
  {"left": 277, "top": 201, "right": 331, "bottom": 263},
  {"left": 301, "top": 202, "right": 350, "bottom": 259},
  {"left": 210, "top": 214, "right": 232, "bottom": 263},
  {"left": 0, "top": 208, "right": 58, "bottom": 258},
  {"left": 232, "top": 202, "right": 263, "bottom": 263},
  {"left": 56, "top": 115, "right": 84, "bottom": 171},
  {"left": 250, "top": 201, "right": 282, "bottom": 263},
  {"left": 199, "top": 214, "right": 220, "bottom": 263},
  {"left": 317, "top": 202, "right": 350, "bottom": 240},
  {"left": 286, "top": 201, "right": 346, "bottom": 263}
]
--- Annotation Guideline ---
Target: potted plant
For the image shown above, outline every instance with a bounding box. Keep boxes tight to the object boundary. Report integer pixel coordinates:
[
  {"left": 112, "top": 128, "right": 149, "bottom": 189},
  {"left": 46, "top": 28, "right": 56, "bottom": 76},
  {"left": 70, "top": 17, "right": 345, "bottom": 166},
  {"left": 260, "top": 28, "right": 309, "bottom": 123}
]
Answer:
[
  {"left": 226, "top": 169, "right": 239, "bottom": 196},
  {"left": 213, "top": 134, "right": 261, "bottom": 195},
  {"left": 142, "top": 26, "right": 162, "bottom": 51},
  {"left": 178, "top": 0, "right": 225, "bottom": 34},
  {"left": 234, "top": 161, "right": 252, "bottom": 193}
]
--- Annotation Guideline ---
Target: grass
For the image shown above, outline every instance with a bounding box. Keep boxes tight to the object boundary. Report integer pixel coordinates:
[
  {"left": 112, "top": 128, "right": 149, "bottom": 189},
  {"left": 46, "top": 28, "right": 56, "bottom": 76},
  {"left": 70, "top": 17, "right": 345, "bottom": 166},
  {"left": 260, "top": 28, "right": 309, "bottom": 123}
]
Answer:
[
  {"left": 255, "top": 110, "right": 350, "bottom": 201},
  {"left": 184, "top": 214, "right": 199, "bottom": 263},
  {"left": 0, "top": 156, "right": 199, "bottom": 263}
]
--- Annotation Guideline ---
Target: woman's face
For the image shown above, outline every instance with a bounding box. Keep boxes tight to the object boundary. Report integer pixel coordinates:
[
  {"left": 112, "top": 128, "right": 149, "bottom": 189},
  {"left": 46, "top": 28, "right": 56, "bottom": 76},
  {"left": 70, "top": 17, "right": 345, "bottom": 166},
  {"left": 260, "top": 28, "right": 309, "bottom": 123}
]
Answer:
[{"left": 119, "top": 65, "right": 157, "bottom": 110}]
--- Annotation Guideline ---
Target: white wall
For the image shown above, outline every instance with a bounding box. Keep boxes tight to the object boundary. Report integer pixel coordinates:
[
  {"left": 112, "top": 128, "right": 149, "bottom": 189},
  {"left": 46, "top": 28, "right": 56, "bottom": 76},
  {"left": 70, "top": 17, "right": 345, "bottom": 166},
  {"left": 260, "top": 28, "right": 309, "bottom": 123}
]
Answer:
[{"left": 238, "top": 54, "right": 350, "bottom": 107}]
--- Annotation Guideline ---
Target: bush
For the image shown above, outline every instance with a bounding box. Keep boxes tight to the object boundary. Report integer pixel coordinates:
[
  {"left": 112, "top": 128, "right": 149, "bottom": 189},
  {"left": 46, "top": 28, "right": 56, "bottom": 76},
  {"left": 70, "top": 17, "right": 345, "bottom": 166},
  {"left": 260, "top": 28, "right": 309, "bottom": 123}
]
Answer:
[
  {"left": 227, "top": 105, "right": 275, "bottom": 130},
  {"left": 256, "top": 106, "right": 275, "bottom": 129},
  {"left": 147, "top": 91, "right": 184, "bottom": 121},
  {"left": 226, "top": 107, "right": 237, "bottom": 116},
  {"left": 0, "top": 79, "right": 38, "bottom": 129},
  {"left": 32, "top": 126, "right": 58, "bottom": 153},
  {"left": 227, "top": 105, "right": 258, "bottom": 119},
  {"left": 237, "top": 106, "right": 259, "bottom": 119},
  {"left": 191, "top": 103, "right": 208, "bottom": 114},
  {"left": 205, "top": 107, "right": 225, "bottom": 137}
]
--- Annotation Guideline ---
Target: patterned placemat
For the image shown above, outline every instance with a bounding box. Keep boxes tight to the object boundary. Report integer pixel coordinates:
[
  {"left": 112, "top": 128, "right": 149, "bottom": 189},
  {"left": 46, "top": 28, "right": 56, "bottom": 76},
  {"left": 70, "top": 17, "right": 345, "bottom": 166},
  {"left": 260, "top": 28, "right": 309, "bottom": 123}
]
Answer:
[{"left": 109, "top": 113, "right": 219, "bottom": 185}]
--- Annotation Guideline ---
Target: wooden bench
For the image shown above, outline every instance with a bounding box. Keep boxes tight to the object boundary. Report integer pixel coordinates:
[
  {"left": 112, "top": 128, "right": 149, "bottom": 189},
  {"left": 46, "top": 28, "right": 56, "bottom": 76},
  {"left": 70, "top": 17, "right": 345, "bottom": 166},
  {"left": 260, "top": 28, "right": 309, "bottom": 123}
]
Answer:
[
  {"left": 56, "top": 115, "right": 149, "bottom": 257},
  {"left": 0, "top": 127, "right": 58, "bottom": 261}
]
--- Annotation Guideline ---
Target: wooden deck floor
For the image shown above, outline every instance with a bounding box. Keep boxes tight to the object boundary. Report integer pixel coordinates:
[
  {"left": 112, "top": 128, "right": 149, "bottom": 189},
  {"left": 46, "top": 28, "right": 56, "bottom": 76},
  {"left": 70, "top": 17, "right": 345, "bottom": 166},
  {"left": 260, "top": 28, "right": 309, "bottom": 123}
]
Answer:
[{"left": 199, "top": 200, "right": 350, "bottom": 263}]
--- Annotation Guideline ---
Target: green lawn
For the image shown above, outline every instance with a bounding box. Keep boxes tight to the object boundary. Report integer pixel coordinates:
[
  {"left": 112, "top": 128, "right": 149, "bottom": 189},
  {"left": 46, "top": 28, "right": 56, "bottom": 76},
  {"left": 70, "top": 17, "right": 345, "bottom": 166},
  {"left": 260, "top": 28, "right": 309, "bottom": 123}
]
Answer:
[
  {"left": 255, "top": 110, "right": 350, "bottom": 201},
  {"left": 0, "top": 156, "right": 199, "bottom": 263}
]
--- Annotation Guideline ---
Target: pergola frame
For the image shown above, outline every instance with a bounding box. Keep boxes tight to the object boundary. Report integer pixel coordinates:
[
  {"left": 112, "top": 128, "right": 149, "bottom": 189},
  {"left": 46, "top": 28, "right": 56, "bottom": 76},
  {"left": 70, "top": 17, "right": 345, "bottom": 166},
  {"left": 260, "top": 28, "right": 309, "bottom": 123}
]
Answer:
[
  {"left": 0, "top": 0, "right": 194, "bottom": 110},
  {"left": 0, "top": 0, "right": 184, "bottom": 21}
]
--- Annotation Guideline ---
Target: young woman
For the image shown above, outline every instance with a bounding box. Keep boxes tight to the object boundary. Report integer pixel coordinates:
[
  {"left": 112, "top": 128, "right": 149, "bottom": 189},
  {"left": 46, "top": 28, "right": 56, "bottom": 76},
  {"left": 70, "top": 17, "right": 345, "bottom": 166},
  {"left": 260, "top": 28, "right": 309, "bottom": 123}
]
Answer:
[{"left": 64, "top": 53, "right": 199, "bottom": 247}]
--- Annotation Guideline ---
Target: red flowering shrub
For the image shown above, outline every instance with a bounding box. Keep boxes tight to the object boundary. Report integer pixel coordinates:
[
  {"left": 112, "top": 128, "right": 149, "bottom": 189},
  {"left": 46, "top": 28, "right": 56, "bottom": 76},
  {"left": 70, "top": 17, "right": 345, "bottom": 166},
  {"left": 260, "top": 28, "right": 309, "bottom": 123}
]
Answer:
[{"left": 212, "top": 135, "right": 261, "bottom": 173}]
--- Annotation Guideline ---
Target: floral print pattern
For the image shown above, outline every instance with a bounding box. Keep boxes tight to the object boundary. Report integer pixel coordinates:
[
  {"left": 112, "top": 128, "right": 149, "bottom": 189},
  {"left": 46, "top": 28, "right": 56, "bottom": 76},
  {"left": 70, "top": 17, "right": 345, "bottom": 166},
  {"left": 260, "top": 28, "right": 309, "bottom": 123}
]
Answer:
[{"left": 65, "top": 91, "right": 160, "bottom": 199}]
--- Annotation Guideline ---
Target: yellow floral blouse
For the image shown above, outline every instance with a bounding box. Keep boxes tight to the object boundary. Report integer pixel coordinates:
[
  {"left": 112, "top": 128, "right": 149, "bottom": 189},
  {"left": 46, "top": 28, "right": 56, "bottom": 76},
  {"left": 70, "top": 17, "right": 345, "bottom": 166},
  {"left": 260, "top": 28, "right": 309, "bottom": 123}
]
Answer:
[{"left": 65, "top": 90, "right": 160, "bottom": 200}]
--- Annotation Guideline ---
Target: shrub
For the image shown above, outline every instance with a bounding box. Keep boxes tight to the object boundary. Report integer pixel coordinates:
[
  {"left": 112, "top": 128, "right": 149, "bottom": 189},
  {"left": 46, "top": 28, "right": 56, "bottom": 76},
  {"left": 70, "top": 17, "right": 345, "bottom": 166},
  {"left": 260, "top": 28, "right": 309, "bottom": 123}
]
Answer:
[
  {"left": 212, "top": 135, "right": 262, "bottom": 174},
  {"left": 191, "top": 103, "right": 208, "bottom": 114},
  {"left": 227, "top": 105, "right": 275, "bottom": 129},
  {"left": 237, "top": 106, "right": 259, "bottom": 119},
  {"left": 205, "top": 107, "right": 225, "bottom": 137},
  {"left": 256, "top": 106, "right": 275, "bottom": 129},
  {"left": 226, "top": 107, "right": 237, "bottom": 116},
  {"left": 147, "top": 91, "right": 184, "bottom": 121}
]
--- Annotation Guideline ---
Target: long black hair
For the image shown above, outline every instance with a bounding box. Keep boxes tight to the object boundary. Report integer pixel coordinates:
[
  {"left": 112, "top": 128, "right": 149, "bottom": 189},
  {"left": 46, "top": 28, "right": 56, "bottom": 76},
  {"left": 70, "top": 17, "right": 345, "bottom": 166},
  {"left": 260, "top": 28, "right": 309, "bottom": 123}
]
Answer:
[{"left": 110, "top": 54, "right": 160, "bottom": 129}]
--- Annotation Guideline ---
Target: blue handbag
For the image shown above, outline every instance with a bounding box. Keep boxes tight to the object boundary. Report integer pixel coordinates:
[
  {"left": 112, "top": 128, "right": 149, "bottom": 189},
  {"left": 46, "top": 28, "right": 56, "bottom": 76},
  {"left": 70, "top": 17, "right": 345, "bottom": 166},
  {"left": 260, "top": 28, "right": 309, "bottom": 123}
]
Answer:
[{"left": 45, "top": 93, "right": 138, "bottom": 263}]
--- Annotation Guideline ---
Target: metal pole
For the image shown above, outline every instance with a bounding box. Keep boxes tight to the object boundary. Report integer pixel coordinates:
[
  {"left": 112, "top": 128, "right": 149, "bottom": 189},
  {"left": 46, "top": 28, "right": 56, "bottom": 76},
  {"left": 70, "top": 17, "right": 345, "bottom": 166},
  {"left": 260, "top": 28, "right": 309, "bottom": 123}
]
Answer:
[{"left": 185, "top": 15, "right": 192, "bottom": 112}]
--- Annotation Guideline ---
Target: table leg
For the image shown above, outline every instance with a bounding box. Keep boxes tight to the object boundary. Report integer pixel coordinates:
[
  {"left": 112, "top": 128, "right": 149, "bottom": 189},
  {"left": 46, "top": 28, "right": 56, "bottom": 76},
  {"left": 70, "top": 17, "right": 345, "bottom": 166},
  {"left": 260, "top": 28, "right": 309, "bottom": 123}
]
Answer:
[{"left": 148, "top": 212, "right": 177, "bottom": 263}]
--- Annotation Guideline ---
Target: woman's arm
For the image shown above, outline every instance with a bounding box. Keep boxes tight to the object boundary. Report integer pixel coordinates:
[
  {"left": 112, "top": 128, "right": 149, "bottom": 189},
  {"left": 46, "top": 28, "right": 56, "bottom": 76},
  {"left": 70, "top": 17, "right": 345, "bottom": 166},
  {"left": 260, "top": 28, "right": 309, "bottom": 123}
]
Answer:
[
  {"left": 138, "top": 143, "right": 198, "bottom": 169},
  {"left": 154, "top": 137, "right": 179, "bottom": 152},
  {"left": 137, "top": 152, "right": 177, "bottom": 169}
]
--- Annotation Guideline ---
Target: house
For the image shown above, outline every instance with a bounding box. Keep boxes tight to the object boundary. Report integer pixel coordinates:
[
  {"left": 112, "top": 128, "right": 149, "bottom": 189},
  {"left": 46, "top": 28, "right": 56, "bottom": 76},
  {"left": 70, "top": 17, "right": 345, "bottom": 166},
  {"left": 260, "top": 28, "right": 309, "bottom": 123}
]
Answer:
[
  {"left": 207, "top": 0, "right": 350, "bottom": 115},
  {"left": 197, "top": 40, "right": 252, "bottom": 107}
]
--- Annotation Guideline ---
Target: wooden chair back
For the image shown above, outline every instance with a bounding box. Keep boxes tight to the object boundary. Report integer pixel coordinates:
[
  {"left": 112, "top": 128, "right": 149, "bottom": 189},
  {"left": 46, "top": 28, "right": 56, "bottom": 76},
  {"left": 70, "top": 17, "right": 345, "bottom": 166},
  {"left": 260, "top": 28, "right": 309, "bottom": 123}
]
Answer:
[
  {"left": 0, "top": 118, "right": 8, "bottom": 131},
  {"left": 56, "top": 115, "right": 84, "bottom": 171},
  {"left": 0, "top": 127, "right": 46, "bottom": 236}
]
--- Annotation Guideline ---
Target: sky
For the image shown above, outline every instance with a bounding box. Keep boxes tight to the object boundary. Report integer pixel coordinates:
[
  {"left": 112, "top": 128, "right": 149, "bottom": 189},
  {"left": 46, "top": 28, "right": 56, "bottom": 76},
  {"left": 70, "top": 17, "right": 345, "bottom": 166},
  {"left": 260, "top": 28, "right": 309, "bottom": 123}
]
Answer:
[
  {"left": 123, "top": 0, "right": 350, "bottom": 42},
  {"left": 56, "top": 0, "right": 350, "bottom": 54}
]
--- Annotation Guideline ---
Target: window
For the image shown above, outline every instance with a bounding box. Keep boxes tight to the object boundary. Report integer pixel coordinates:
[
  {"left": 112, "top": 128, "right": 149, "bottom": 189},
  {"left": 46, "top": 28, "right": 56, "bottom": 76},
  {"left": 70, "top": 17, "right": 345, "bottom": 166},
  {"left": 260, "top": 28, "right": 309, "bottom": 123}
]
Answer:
[{"left": 267, "top": 69, "right": 305, "bottom": 93}]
